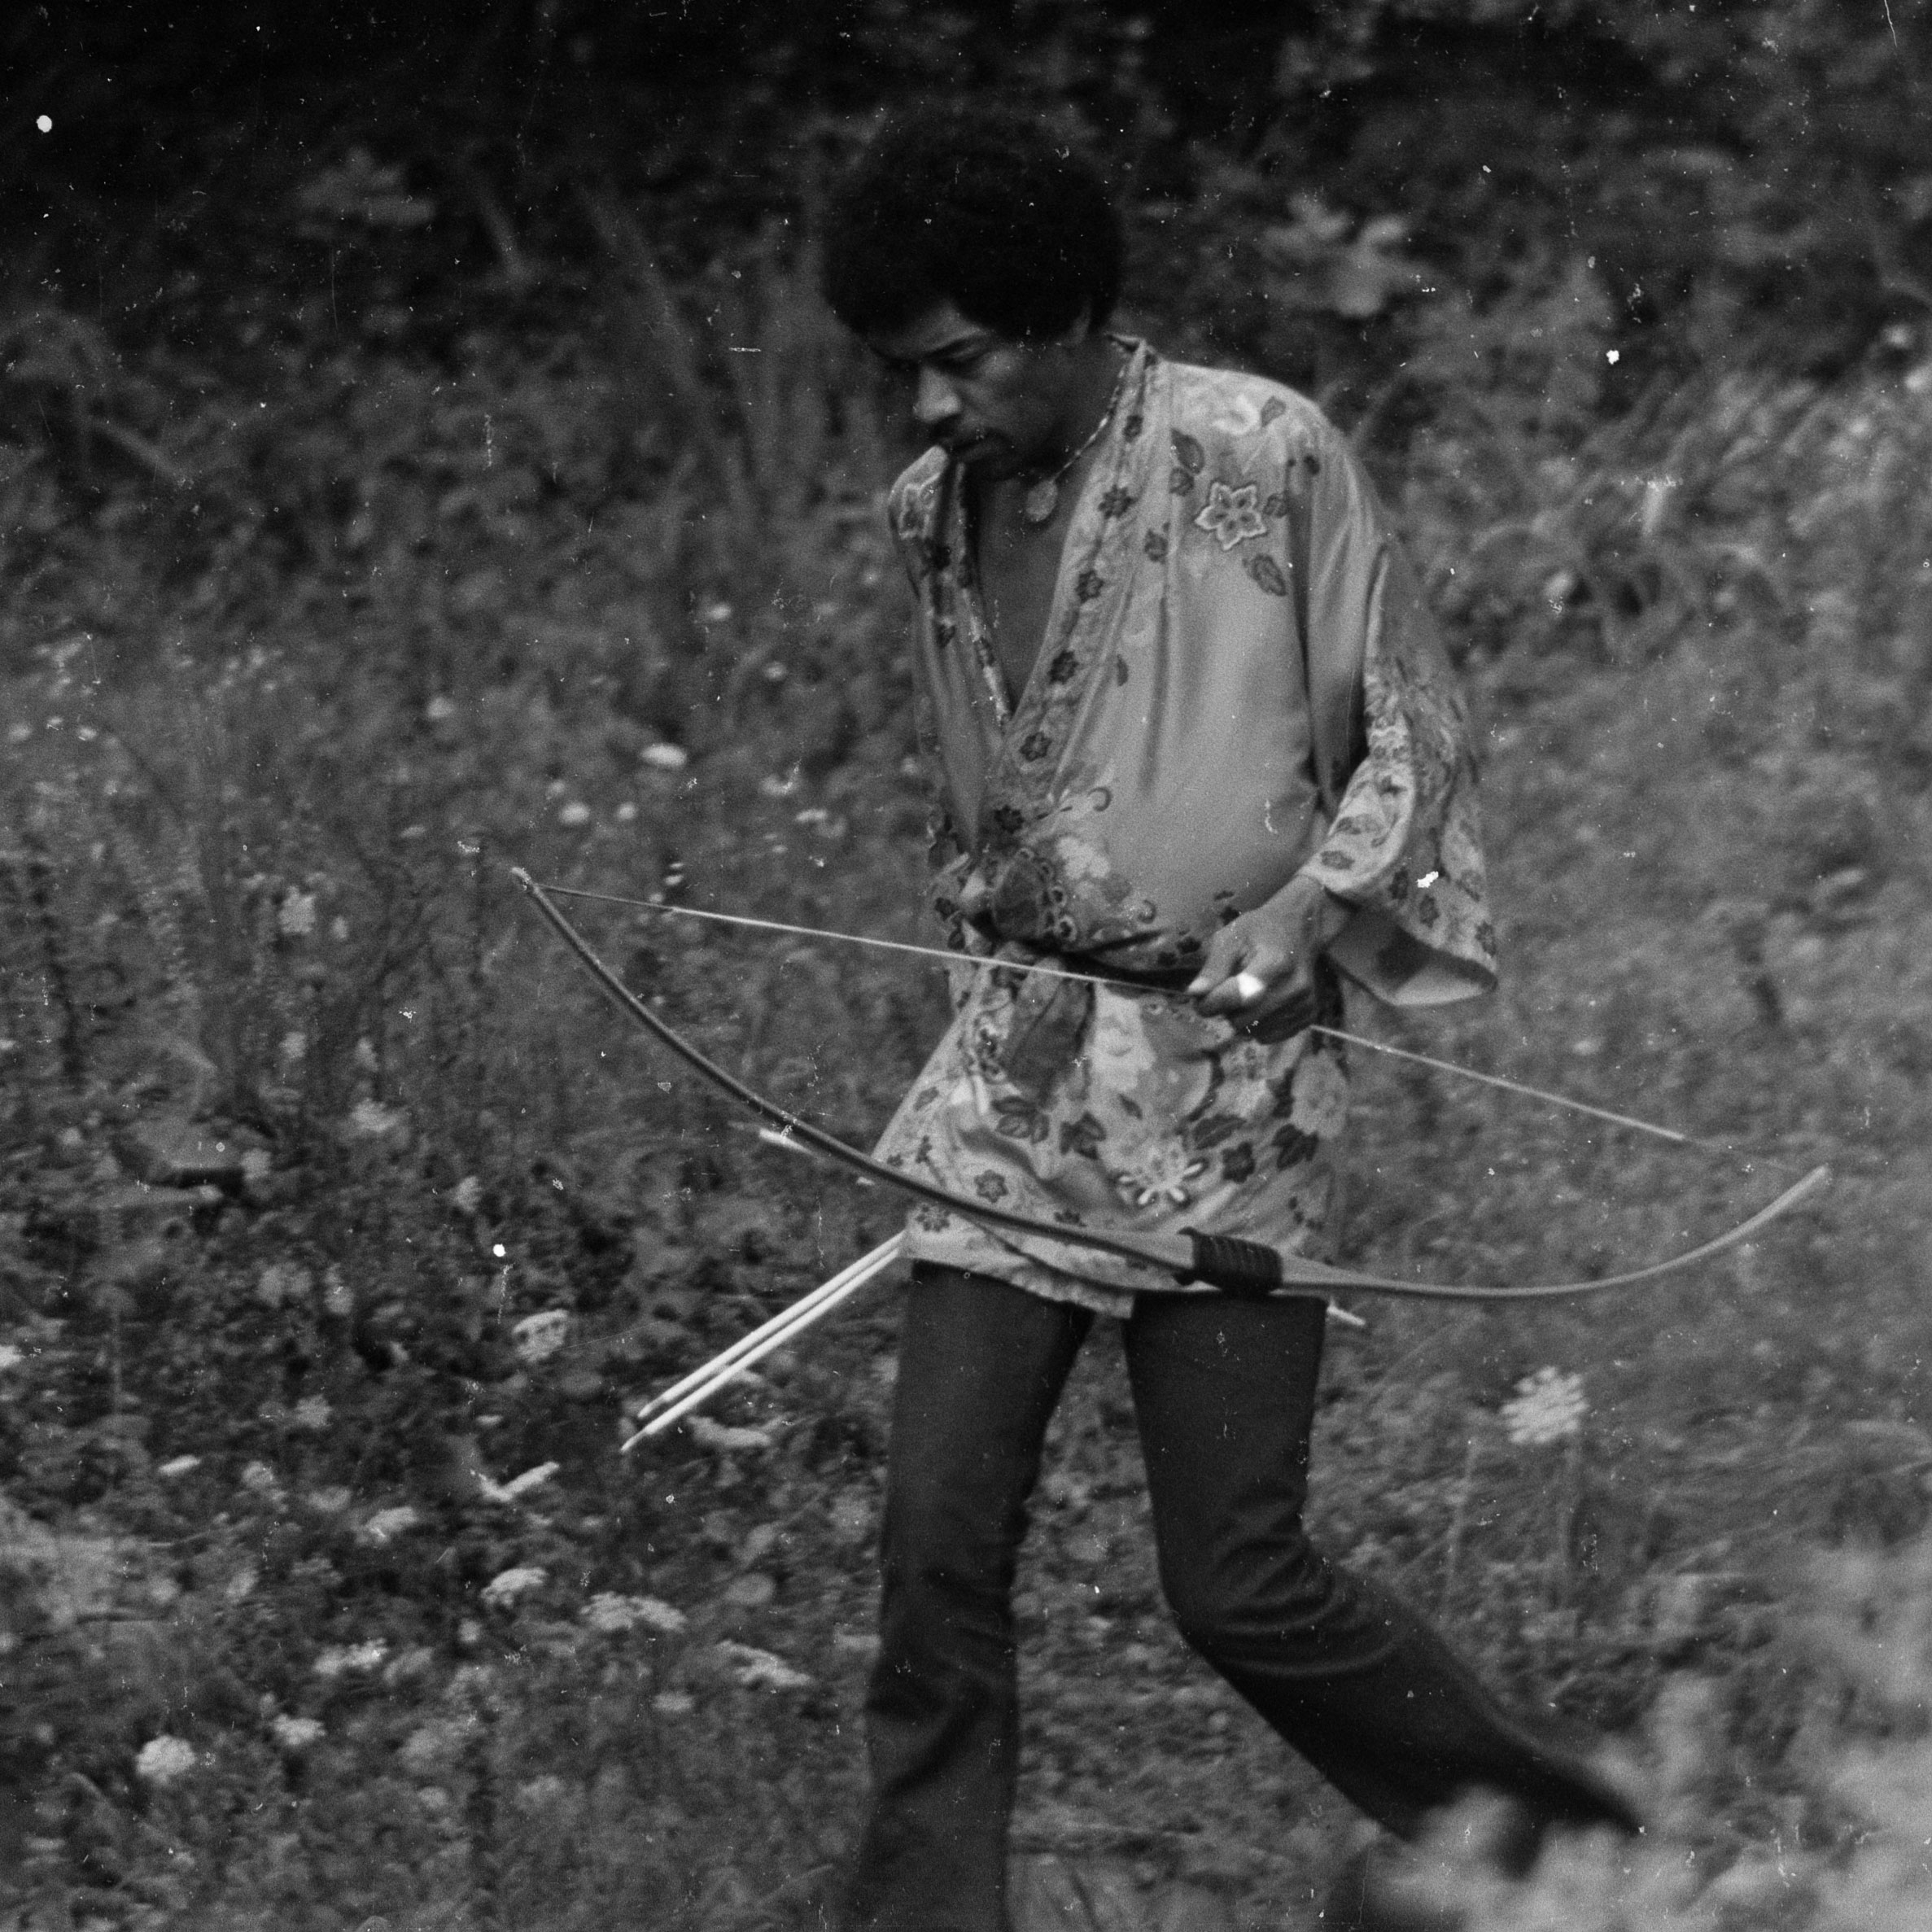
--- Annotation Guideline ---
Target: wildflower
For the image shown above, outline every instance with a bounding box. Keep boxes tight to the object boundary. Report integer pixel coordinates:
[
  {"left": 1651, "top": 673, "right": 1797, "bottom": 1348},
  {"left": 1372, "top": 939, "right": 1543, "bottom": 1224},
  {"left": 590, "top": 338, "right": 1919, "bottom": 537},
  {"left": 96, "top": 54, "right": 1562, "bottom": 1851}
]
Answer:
[
  {"left": 424, "top": 694, "right": 457, "bottom": 723},
  {"left": 242, "top": 1147, "right": 273, "bottom": 1182},
  {"left": 305, "top": 1487, "right": 352, "bottom": 1514},
  {"left": 512, "top": 1309, "right": 569, "bottom": 1366},
  {"left": 240, "top": 1461, "right": 281, "bottom": 1497},
  {"left": 1501, "top": 1367, "right": 1588, "bottom": 1448},
  {"left": 583, "top": 1593, "right": 687, "bottom": 1636},
  {"left": 357, "top": 1504, "right": 422, "bottom": 1545},
  {"left": 348, "top": 1099, "right": 405, "bottom": 1138},
  {"left": 452, "top": 1174, "right": 483, "bottom": 1213},
  {"left": 716, "top": 1640, "right": 813, "bottom": 1693},
  {"left": 158, "top": 1454, "right": 202, "bottom": 1479},
  {"left": 224, "top": 1564, "right": 258, "bottom": 1604},
  {"left": 382, "top": 1646, "right": 436, "bottom": 1688},
  {"left": 400, "top": 1716, "right": 477, "bottom": 1774},
  {"left": 134, "top": 1735, "right": 196, "bottom": 1785},
  {"left": 256, "top": 1261, "right": 309, "bottom": 1309},
  {"left": 278, "top": 890, "right": 317, "bottom": 938},
  {"left": 653, "top": 1690, "right": 694, "bottom": 1716},
  {"left": 279, "top": 1030, "right": 308, "bottom": 1064},
  {"left": 270, "top": 1714, "right": 325, "bottom": 1751},
  {"left": 313, "top": 1640, "right": 388, "bottom": 1679},
  {"left": 330, "top": 915, "right": 351, "bottom": 942},
  {"left": 0, "top": 1344, "right": 22, "bottom": 1371},
  {"left": 322, "top": 1268, "right": 353, "bottom": 1318},
  {"left": 699, "top": 601, "right": 733, "bottom": 623},
  {"left": 614, "top": 802, "right": 638, "bottom": 823},
  {"left": 558, "top": 800, "right": 592, "bottom": 827},
  {"left": 480, "top": 1565, "right": 547, "bottom": 1606},
  {"left": 292, "top": 1396, "right": 333, "bottom": 1432},
  {"left": 640, "top": 741, "right": 689, "bottom": 771}
]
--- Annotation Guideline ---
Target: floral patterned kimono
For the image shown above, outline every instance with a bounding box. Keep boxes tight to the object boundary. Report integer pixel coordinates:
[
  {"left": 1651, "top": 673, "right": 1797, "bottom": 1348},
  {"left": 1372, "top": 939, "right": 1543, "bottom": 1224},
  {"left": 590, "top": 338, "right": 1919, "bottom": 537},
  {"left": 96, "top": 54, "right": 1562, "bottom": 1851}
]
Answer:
[{"left": 873, "top": 340, "right": 1497, "bottom": 1313}]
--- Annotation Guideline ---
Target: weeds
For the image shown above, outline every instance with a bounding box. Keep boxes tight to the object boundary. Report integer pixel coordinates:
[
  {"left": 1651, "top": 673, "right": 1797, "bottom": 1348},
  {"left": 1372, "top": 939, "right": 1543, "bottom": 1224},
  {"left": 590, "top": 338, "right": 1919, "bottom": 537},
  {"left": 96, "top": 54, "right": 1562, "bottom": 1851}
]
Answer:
[{"left": 2, "top": 201, "right": 1930, "bottom": 1930}]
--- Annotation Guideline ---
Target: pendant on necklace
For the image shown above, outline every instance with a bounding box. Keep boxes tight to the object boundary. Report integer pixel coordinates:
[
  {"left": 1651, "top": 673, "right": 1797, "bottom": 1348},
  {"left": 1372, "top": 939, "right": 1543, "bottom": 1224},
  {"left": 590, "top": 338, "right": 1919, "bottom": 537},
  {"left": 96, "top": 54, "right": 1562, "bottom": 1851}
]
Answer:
[{"left": 1020, "top": 477, "right": 1061, "bottom": 527}]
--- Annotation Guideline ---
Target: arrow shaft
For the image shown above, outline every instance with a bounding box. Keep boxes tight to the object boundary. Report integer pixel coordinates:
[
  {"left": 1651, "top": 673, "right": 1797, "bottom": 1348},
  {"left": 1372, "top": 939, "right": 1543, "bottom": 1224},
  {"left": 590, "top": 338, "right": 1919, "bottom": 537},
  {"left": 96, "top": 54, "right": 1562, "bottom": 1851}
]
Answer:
[{"left": 513, "top": 869, "right": 1829, "bottom": 1304}]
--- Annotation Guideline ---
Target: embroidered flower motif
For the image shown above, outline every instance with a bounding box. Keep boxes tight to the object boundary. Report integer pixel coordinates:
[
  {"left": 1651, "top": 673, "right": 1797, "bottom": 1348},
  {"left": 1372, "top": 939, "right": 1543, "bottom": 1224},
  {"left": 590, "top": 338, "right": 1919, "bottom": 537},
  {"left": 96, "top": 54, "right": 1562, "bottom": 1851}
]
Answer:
[
  {"left": 1273, "top": 1123, "right": 1319, "bottom": 1169},
  {"left": 993, "top": 1095, "right": 1051, "bottom": 1143},
  {"left": 1195, "top": 481, "right": 1269, "bottom": 551},
  {"left": 1143, "top": 528, "right": 1169, "bottom": 561},
  {"left": 1018, "top": 731, "right": 1053, "bottom": 763},
  {"left": 1114, "top": 1143, "right": 1209, "bottom": 1210},
  {"left": 1247, "top": 553, "right": 1289, "bottom": 597},
  {"left": 1059, "top": 1112, "right": 1107, "bottom": 1158},
  {"left": 1284, "top": 1049, "right": 1347, "bottom": 1134},
  {"left": 973, "top": 1171, "right": 1010, "bottom": 1204},
  {"left": 1046, "top": 648, "right": 1080, "bottom": 684},
  {"left": 1263, "top": 490, "right": 1290, "bottom": 517},
  {"left": 1171, "top": 429, "right": 1207, "bottom": 474},
  {"left": 1121, "top": 412, "right": 1143, "bottom": 441},
  {"left": 1221, "top": 1142, "right": 1257, "bottom": 1183},
  {"left": 1097, "top": 486, "right": 1138, "bottom": 518},
  {"left": 990, "top": 806, "right": 1026, "bottom": 836},
  {"left": 1074, "top": 568, "right": 1105, "bottom": 602}
]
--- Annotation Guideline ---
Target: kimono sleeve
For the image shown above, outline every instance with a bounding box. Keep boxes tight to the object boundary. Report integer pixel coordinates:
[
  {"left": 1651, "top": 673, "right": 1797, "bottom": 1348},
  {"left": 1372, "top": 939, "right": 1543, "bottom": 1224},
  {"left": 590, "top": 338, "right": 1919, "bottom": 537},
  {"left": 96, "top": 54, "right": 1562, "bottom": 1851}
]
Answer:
[{"left": 1288, "top": 425, "right": 1499, "bottom": 1008}]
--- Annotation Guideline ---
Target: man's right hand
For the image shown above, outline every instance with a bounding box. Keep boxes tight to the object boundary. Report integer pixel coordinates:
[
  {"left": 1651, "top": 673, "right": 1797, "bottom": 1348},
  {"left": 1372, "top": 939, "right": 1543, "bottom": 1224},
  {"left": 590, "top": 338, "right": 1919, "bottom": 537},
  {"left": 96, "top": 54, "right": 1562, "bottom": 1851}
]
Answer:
[{"left": 1187, "top": 876, "right": 1352, "bottom": 1039}]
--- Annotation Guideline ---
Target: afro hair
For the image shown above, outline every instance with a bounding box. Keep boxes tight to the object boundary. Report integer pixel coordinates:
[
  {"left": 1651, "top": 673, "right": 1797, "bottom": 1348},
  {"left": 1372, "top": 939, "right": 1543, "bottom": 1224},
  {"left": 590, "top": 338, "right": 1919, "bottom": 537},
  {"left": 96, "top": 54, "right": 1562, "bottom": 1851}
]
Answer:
[{"left": 820, "top": 104, "right": 1123, "bottom": 343}]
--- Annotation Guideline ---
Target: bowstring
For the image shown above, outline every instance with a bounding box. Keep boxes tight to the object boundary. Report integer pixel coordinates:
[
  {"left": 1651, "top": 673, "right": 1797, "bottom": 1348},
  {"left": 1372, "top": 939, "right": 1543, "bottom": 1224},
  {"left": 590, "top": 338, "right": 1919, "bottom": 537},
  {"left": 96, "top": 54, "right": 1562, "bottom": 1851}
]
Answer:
[{"left": 531, "top": 880, "right": 1807, "bottom": 1178}]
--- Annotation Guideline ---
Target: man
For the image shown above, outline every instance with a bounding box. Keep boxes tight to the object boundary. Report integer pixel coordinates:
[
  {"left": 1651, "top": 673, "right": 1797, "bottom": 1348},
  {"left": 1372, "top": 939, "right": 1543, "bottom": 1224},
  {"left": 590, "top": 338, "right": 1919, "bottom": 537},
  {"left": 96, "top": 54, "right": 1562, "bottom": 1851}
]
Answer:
[{"left": 819, "top": 107, "right": 1637, "bottom": 1932}]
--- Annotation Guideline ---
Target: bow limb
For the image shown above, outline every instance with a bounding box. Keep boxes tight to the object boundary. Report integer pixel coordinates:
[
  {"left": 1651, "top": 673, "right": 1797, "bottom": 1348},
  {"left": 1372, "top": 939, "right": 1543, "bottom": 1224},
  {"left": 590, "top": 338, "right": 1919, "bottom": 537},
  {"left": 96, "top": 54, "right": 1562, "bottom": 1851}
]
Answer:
[
  {"left": 514, "top": 870, "right": 1226, "bottom": 1284},
  {"left": 512, "top": 870, "right": 1829, "bottom": 1304}
]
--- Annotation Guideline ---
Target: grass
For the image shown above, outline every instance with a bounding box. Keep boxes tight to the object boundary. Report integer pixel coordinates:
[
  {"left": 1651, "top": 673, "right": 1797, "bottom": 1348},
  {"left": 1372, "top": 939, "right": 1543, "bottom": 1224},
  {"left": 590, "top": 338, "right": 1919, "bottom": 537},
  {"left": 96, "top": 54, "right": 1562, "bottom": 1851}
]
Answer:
[{"left": 2, "top": 229, "right": 1931, "bottom": 1930}]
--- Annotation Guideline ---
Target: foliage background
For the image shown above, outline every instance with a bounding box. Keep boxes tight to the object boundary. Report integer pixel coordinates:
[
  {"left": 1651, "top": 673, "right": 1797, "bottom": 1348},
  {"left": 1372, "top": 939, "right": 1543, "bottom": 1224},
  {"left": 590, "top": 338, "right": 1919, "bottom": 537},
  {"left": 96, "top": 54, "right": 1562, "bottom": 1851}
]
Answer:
[{"left": 2, "top": 3, "right": 1932, "bottom": 1928}]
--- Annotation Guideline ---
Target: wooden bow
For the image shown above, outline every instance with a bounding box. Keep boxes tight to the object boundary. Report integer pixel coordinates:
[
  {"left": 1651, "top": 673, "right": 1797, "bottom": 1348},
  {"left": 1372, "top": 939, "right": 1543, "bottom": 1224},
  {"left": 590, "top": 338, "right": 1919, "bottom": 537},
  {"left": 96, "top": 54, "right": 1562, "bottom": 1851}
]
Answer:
[{"left": 511, "top": 869, "right": 1829, "bottom": 1305}]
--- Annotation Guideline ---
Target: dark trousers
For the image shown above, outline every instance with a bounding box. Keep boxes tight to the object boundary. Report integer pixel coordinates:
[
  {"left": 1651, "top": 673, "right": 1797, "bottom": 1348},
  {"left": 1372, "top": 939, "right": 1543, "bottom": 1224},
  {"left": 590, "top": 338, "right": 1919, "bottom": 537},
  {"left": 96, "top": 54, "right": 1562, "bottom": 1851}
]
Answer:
[{"left": 842, "top": 1265, "right": 1637, "bottom": 1932}]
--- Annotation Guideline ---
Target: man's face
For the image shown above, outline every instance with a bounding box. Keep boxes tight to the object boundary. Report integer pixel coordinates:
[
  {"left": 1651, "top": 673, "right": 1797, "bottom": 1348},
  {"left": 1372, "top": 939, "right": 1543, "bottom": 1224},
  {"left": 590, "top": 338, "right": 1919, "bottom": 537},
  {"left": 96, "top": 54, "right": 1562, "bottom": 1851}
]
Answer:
[{"left": 868, "top": 301, "right": 1084, "bottom": 478}]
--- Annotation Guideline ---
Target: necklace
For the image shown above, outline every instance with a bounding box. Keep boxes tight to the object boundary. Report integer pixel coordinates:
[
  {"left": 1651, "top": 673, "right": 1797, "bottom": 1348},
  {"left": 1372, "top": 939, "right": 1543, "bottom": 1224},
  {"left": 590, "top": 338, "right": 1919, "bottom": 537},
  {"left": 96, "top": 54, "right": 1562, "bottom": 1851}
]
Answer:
[{"left": 1018, "top": 347, "right": 1131, "bottom": 529}]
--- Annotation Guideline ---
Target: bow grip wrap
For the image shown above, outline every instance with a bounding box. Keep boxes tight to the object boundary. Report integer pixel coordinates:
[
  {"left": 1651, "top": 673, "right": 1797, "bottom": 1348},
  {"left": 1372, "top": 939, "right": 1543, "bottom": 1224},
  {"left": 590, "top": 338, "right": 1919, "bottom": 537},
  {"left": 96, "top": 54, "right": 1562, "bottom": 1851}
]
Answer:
[{"left": 1178, "top": 1230, "right": 1283, "bottom": 1299}]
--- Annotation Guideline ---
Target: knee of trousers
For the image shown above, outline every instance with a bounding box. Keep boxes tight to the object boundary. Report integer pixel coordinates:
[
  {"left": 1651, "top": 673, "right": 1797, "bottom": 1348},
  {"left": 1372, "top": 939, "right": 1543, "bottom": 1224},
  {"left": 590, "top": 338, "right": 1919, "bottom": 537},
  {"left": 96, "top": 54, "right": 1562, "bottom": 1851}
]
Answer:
[
  {"left": 880, "top": 1491, "right": 1024, "bottom": 1619},
  {"left": 1157, "top": 1526, "right": 1348, "bottom": 1658}
]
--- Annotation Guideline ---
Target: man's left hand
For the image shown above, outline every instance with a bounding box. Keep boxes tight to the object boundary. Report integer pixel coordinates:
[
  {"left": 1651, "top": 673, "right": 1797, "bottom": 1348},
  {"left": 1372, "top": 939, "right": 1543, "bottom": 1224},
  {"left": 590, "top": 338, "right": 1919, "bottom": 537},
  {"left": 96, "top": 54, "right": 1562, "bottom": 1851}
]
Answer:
[{"left": 1187, "top": 876, "right": 1353, "bottom": 1040}]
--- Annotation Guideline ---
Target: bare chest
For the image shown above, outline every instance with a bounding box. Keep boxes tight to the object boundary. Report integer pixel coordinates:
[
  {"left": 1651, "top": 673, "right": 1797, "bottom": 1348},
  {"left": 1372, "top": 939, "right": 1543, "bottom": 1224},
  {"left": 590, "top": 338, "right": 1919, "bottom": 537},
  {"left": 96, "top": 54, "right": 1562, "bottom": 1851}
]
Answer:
[{"left": 970, "top": 486, "right": 1075, "bottom": 706}]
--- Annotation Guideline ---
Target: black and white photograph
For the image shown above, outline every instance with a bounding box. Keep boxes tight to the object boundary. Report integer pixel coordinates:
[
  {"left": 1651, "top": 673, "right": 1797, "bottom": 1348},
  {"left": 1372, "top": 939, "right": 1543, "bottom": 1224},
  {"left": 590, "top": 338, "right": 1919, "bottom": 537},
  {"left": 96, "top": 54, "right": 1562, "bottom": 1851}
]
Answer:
[{"left": 1, "top": 5, "right": 1925, "bottom": 1927}]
